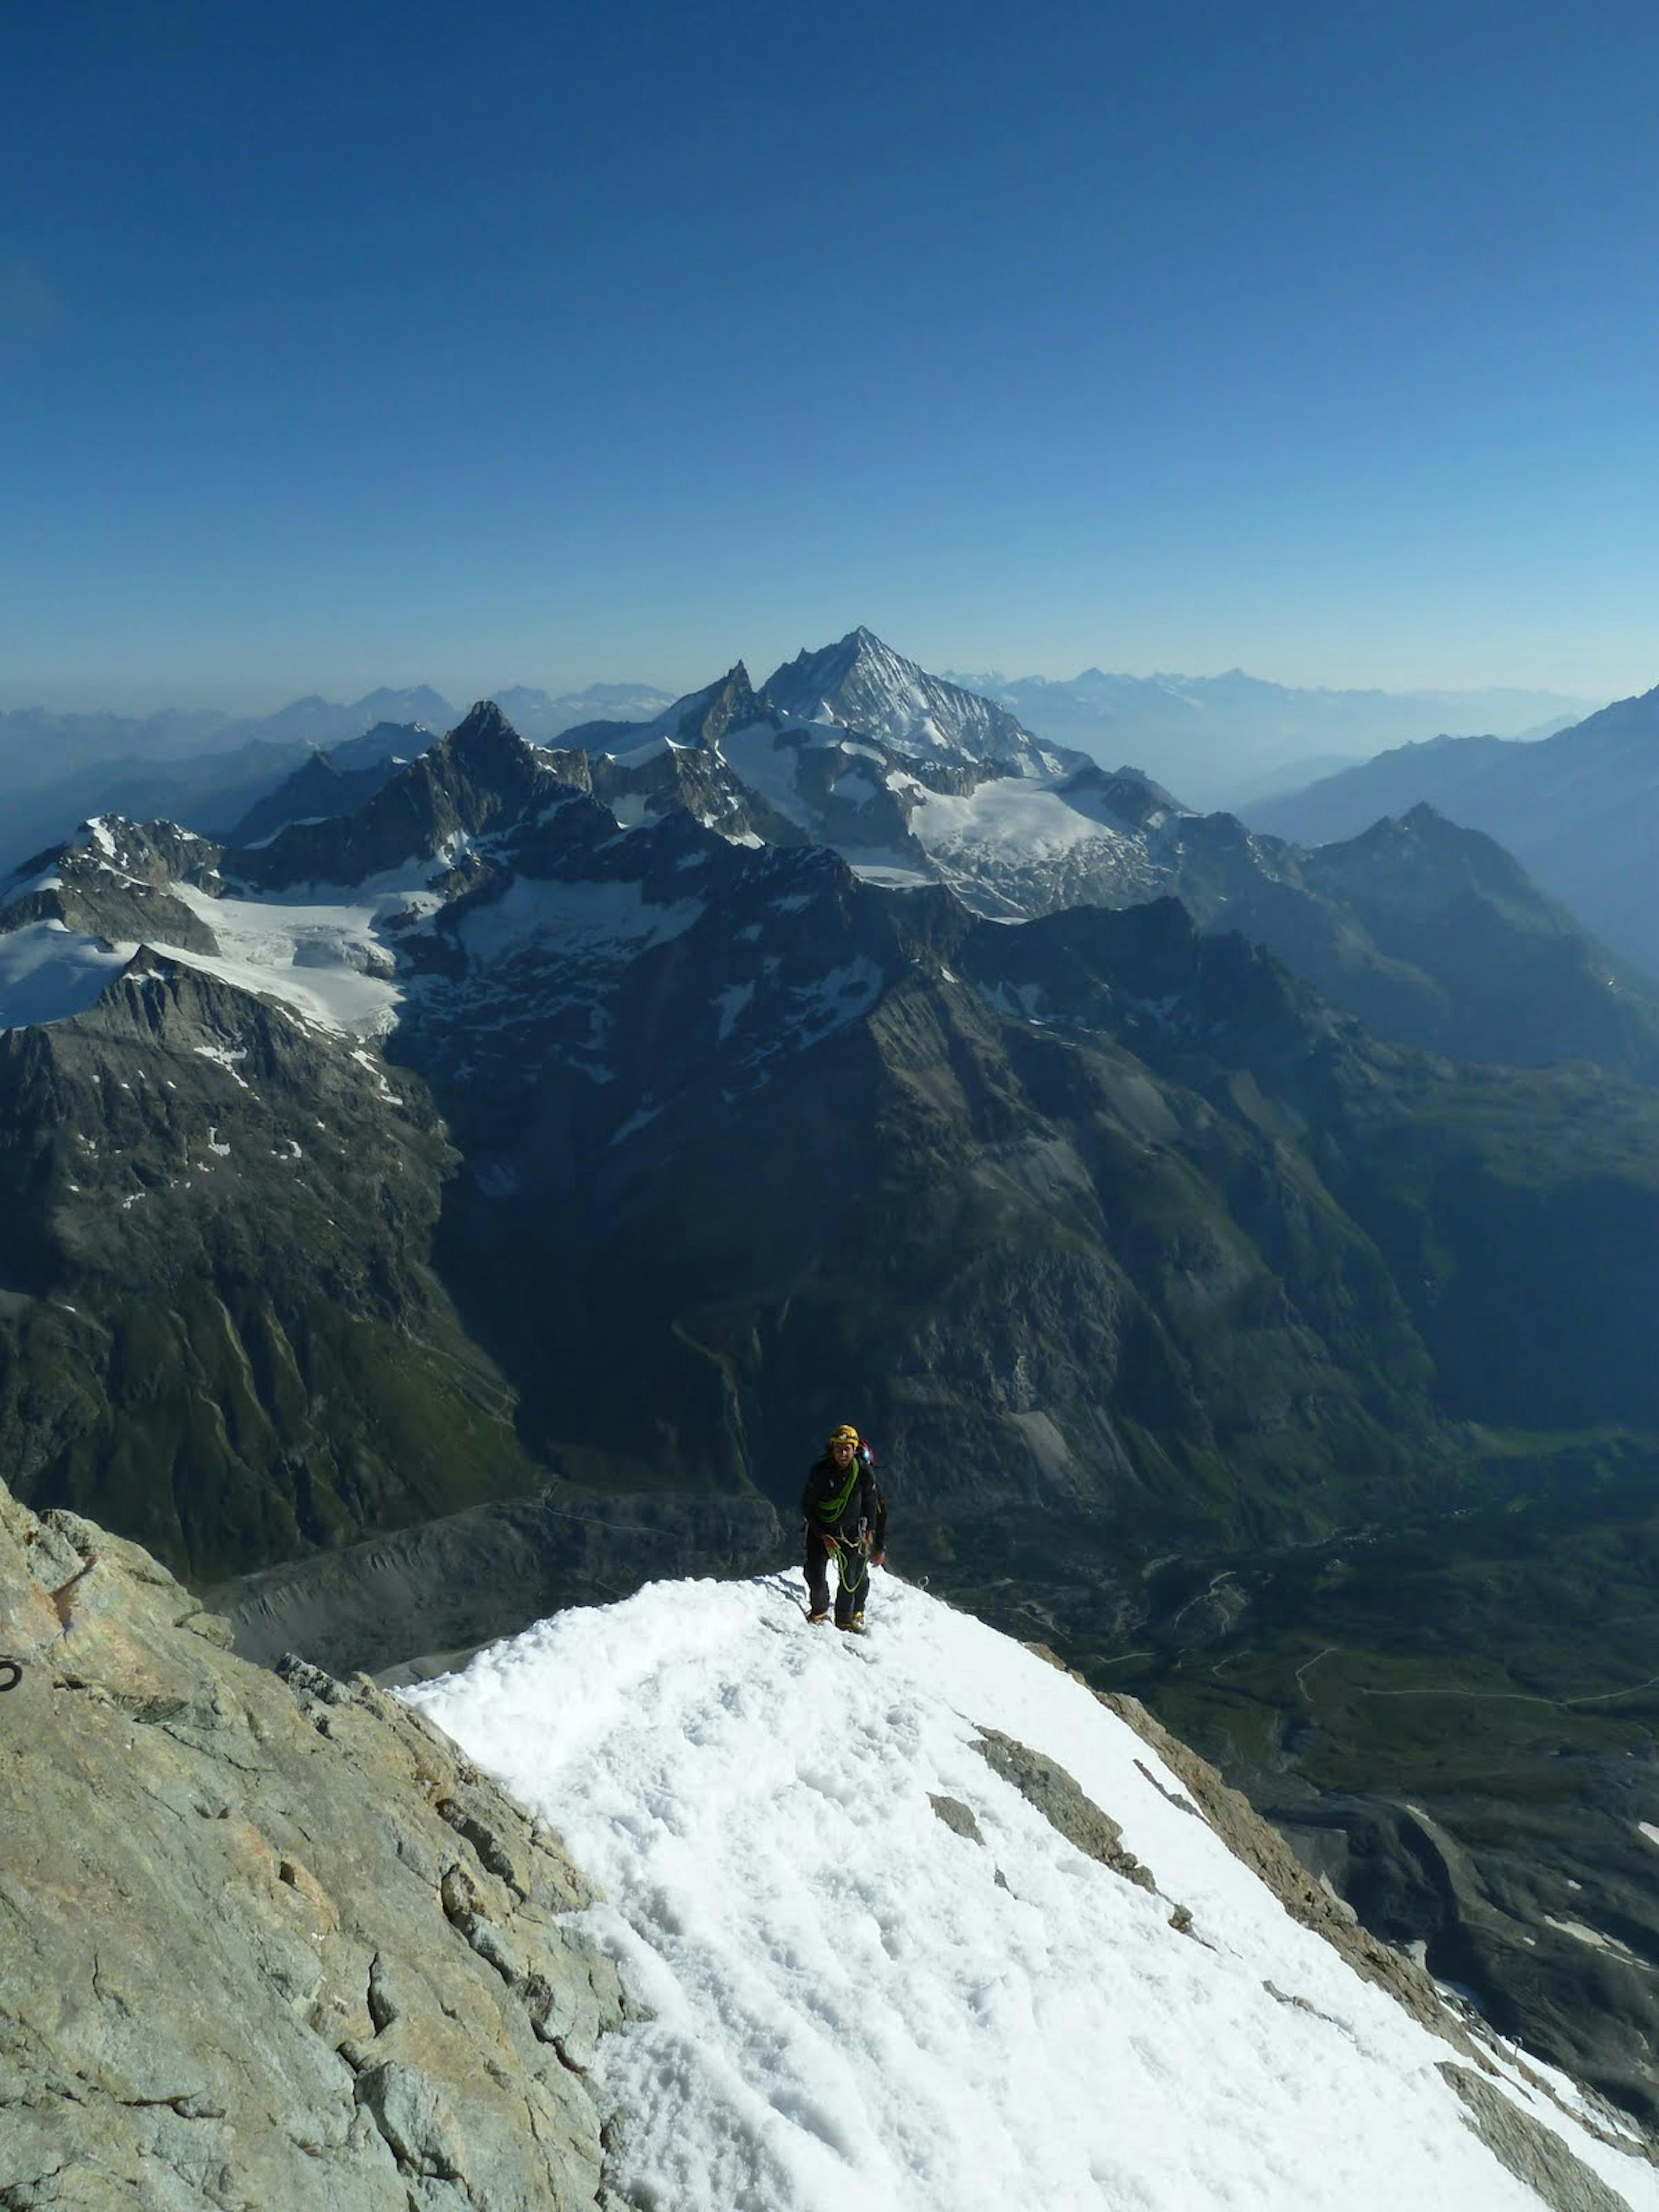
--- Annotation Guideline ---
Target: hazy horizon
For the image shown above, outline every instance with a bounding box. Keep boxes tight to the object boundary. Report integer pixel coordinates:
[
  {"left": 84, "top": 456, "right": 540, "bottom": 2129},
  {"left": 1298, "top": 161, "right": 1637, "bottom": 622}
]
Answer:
[{"left": 0, "top": 654, "right": 1609, "bottom": 730}]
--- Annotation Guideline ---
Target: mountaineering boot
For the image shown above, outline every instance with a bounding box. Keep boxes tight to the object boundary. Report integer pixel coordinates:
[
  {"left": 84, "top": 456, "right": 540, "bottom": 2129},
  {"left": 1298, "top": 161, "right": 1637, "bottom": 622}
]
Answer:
[{"left": 807, "top": 1610, "right": 829, "bottom": 1625}]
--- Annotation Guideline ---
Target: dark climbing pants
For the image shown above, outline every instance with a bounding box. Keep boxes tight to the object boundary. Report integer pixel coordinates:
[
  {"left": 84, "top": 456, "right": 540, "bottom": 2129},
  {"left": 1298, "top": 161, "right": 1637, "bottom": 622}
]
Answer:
[{"left": 804, "top": 1531, "right": 870, "bottom": 1626}]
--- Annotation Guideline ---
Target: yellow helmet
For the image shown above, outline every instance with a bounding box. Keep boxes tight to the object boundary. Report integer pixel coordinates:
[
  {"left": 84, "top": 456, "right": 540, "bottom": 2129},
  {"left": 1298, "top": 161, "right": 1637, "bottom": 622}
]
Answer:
[{"left": 827, "top": 1424, "right": 861, "bottom": 1447}]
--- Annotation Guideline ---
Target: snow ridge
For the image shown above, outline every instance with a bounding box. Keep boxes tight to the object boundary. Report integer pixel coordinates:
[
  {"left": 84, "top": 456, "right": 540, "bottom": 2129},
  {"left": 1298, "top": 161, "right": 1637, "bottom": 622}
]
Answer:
[{"left": 407, "top": 1574, "right": 1654, "bottom": 2212}]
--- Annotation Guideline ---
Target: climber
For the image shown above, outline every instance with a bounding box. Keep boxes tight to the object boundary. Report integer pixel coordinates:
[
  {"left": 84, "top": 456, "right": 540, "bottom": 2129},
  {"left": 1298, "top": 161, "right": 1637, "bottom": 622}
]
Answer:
[{"left": 801, "top": 1424, "right": 887, "bottom": 1631}]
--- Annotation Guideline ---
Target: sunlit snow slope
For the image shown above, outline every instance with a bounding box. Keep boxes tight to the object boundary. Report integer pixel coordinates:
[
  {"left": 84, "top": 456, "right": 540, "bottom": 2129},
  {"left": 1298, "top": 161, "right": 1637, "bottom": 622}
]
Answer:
[{"left": 407, "top": 1576, "right": 1655, "bottom": 2212}]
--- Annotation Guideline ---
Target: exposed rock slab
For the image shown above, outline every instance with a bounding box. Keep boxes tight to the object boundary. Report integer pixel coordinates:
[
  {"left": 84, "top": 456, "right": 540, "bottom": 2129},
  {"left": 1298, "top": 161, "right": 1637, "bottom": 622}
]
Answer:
[
  {"left": 971, "top": 1725, "right": 1155, "bottom": 1892},
  {"left": 1443, "top": 2063, "right": 1637, "bottom": 2212},
  {"left": 0, "top": 1477, "right": 623, "bottom": 2210}
]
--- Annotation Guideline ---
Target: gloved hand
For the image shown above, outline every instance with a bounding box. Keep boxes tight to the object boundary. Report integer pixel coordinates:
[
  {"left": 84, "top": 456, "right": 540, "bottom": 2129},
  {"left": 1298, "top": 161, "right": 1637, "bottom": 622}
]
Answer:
[
  {"left": 820, "top": 1532, "right": 837, "bottom": 1554},
  {"left": 871, "top": 1550, "right": 887, "bottom": 1569}
]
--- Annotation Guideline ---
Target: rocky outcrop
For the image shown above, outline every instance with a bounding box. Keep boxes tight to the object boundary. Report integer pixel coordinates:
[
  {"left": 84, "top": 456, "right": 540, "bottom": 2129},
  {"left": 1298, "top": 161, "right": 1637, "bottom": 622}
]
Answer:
[
  {"left": 0, "top": 817, "right": 222, "bottom": 955},
  {"left": 0, "top": 1476, "right": 624, "bottom": 2209},
  {"left": 229, "top": 737, "right": 416, "bottom": 851},
  {"left": 1442, "top": 2065, "right": 1637, "bottom": 2212},
  {"left": 233, "top": 705, "right": 591, "bottom": 894},
  {"left": 971, "top": 1725, "right": 1155, "bottom": 1893}
]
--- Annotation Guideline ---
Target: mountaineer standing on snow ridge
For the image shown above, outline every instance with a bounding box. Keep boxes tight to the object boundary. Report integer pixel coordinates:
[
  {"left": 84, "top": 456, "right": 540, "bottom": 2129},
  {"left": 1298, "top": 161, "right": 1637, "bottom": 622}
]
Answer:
[{"left": 801, "top": 1424, "right": 887, "bottom": 1631}]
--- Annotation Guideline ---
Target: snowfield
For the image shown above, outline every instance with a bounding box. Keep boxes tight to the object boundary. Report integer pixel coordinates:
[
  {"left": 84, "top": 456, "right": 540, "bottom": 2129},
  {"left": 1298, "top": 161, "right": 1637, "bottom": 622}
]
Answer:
[
  {"left": 165, "top": 878, "right": 424, "bottom": 1037},
  {"left": 406, "top": 1573, "right": 1656, "bottom": 2212}
]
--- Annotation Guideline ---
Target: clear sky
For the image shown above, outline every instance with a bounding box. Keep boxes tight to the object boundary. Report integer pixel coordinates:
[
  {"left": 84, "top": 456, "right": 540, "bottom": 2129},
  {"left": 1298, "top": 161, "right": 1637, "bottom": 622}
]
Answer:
[{"left": 5, "top": 0, "right": 1658, "bottom": 712}]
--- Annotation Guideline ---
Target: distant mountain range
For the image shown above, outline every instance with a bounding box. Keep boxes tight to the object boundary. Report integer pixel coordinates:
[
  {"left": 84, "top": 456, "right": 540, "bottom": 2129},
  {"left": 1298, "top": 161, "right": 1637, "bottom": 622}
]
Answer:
[
  {"left": 0, "top": 664, "right": 1599, "bottom": 867},
  {"left": 1248, "top": 682, "right": 1659, "bottom": 979},
  {"left": 0, "top": 687, "right": 456, "bottom": 784},
  {"left": 942, "top": 666, "right": 1599, "bottom": 809},
  {"left": 7, "top": 630, "right": 1659, "bottom": 1564},
  {"left": 0, "top": 683, "right": 677, "bottom": 876},
  {"left": 14, "top": 629, "right": 1654, "bottom": 1088},
  {"left": 7, "top": 629, "right": 1659, "bottom": 2111}
]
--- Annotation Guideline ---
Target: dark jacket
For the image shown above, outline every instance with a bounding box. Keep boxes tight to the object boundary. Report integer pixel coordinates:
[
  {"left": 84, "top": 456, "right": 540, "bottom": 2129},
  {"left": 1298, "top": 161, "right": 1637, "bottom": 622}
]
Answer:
[{"left": 801, "top": 1451, "right": 887, "bottom": 1550}]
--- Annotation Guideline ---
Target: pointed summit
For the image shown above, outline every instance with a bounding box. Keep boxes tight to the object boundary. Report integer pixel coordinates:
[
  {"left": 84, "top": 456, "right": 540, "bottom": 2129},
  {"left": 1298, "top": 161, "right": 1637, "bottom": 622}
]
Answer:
[
  {"left": 443, "top": 696, "right": 575, "bottom": 799},
  {"left": 671, "top": 663, "right": 763, "bottom": 750},
  {"left": 760, "top": 628, "right": 887, "bottom": 724},
  {"left": 760, "top": 629, "right": 1074, "bottom": 775},
  {"left": 449, "top": 698, "right": 519, "bottom": 753},
  {"left": 231, "top": 699, "right": 590, "bottom": 891}
]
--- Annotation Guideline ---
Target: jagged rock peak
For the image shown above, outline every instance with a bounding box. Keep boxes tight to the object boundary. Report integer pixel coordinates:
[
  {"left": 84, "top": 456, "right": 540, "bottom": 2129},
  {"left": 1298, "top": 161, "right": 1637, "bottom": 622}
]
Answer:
[
  {"left": 1398, "top": 801, "right": 1457, "bottom": 834},
  {"left": 675, "top": 662, "right": 761, "bottom": 748},
  {"left": 448, "top": 698, "right": 523, "bottom": 751},
  {"left": 1335, "top": 805, "right": 1476, "bottom": 863},
  {"left": 440, "top": 698, "right": 570, "bottom": 792}
]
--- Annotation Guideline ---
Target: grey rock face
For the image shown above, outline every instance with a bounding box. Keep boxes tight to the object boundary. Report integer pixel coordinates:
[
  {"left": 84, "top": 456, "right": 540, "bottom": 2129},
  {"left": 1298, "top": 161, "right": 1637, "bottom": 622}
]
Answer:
[
  {"left": 1, "top": 816, "right": 223, "bottom": 955},
  {"left": 0, "top": 1475, "right": 623, "bottom": 2210},
  {"left": 927, "top": 1793, "right": 984, "bottom": 1845},
  {"left": 229, "top": 725, "right": 428, "bottom": 850},
  {"left": 1442, "top": 2063, "right": 1638, "bottom": 2212},
  {"left": 233, "top": 703, "right": 592, "bottom": 895},
  {"left": 971, "top": 1724, "right": 1155, "bottom": 1892}
]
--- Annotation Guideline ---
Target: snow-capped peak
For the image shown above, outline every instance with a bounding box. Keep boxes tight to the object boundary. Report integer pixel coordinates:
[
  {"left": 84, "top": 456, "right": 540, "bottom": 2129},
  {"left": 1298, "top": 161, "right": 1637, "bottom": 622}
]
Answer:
[{"left": 761, "top": 628, "right": 1062, "bottom": 775}]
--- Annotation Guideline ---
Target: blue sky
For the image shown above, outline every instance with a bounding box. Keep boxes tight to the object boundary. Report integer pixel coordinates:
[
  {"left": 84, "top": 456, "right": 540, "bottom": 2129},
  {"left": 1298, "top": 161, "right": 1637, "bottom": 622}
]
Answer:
[{"left": 5, "top": 0, "right": 1657, "bottom": 710}]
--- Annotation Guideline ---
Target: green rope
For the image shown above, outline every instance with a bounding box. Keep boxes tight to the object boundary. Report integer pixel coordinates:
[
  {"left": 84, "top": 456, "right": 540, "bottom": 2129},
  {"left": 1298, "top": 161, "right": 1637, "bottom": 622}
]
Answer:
[
  {"left": 812, "top": 1457, "right": 864, "bottom": 1526},
  {"left": 830, "top": 1536, "right": 870, "bottom": 1598}
]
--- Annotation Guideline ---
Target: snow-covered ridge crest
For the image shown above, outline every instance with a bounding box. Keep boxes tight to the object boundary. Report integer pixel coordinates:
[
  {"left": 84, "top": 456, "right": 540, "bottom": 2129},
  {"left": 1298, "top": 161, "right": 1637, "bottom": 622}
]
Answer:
[{"left": 409, "top": 1573, "right": 1656, "bottom": 2212}]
